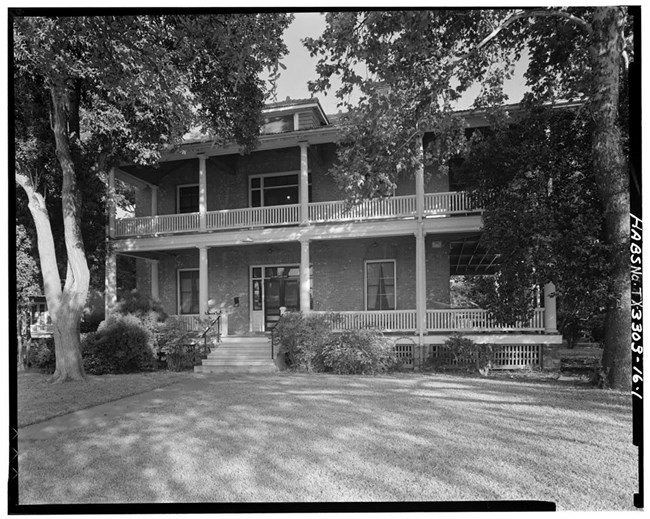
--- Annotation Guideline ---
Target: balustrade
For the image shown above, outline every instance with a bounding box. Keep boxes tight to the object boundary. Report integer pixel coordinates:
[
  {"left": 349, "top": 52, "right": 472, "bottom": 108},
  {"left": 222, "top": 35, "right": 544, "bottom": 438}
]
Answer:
[
  {"left": 114, "top": 192, "right": 482, "bottom": 238},
  {"left": 425, "top": 308, "right": 545, "bottom": 332}
]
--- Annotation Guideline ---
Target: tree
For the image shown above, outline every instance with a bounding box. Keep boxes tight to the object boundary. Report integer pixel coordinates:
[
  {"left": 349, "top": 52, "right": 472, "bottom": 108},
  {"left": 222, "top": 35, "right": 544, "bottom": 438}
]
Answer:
[
  {"left": 455, "top": 107, "right": 610, "bottom": 346},
  {"left": 305, "top": 8, "right": 633, "bottom": 389},
  {"left": 13, "top": 13, "right": 293, "bottom": 382}
]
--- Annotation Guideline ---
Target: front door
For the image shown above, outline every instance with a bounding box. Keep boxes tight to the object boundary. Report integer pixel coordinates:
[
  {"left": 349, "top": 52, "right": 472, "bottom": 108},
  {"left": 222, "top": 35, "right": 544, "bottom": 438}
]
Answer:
[{"left": 264, "top": 277, "right": 299, "bottom": 330}]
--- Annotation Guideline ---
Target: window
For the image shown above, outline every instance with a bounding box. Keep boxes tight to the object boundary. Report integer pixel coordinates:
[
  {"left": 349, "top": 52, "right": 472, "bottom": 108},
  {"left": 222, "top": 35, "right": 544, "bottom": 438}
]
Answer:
[
  {"left": 365, "top": 260, "right": 396, "bottom": 310},
  {"left": 178, "top": 269, "right": 199, "bottom": 314},
  {"left": 177, "top": 184, "right": 199, "bottom": 214},
  {"left": 249, "top": 172, "right": 311, "bottom": 207}
]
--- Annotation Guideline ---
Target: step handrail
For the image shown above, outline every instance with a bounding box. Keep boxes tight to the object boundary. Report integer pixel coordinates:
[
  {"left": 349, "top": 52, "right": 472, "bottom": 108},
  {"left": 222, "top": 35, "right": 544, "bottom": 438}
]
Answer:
[
  {"left": 269, "top": 312, "right": 289, "bottom": 360},
  {"left": 201, "top": 310, "right": 222, "bottom": 354}
]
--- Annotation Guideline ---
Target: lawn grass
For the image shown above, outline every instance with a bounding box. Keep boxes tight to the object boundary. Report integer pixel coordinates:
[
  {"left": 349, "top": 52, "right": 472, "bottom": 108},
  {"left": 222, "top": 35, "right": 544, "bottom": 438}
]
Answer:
[
  {"left": 17, "top": 371, "right": 636, "bottom": 509},
  {"left": 16, "top": 370, "right": 187, "bottom": 427}
]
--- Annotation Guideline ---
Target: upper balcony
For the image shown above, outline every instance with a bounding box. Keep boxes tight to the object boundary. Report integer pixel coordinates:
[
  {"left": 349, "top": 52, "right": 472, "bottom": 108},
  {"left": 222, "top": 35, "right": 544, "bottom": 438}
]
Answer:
[{"left": 113, "top": 191, "right": 482, "bottom": 238}]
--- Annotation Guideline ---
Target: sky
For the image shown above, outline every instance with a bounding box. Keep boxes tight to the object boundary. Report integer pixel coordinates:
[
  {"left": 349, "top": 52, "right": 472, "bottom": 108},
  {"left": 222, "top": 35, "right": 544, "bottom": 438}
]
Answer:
[{"left": 273, "top": 11, "right": 530, "bottom": 116}]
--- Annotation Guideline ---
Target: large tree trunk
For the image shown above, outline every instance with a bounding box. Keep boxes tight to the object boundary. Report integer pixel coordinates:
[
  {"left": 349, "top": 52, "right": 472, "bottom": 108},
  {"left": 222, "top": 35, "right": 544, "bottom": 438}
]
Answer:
[
  {"left": 48, "top": 81, "right": 90, "bottom": 382},
  {"left": 590, "top": 7, "right": 631, "bottom": 390}
]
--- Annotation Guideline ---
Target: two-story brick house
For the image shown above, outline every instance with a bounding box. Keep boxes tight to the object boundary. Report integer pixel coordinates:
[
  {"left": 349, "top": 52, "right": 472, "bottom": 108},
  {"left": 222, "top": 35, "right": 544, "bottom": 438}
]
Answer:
[{"left": 105, "top": 97, "right": 562, "bottom": 371}]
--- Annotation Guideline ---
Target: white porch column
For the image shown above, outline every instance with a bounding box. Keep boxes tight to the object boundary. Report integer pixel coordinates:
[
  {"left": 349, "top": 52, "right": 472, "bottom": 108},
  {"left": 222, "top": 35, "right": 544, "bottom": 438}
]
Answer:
[
  {"left": 151, "top": 186, "right": 158, "bottom": 216},
  {"left": 105, "top": 251, "right": 117, "bottom": 317},
  {"left": 415, "top": 133, "right": 425, "bottom": 220},
  {"left": 150, "top": 260, "right": 159, "bottom": 302},
  {"left": 108, "top": 167, "right": 116, "bottom": 238},
  {"left": 544, "top": 282, "right": 558, "bottom": 333},
  {"left": 415, "top": 225, "right": 427, "bottom": 343},
  {"left": 299, "top": 141, "right": 309, "bottom": 225},
  {"left": 300, "top": 238, "right": 311, "bottom": 313},
  {"left": 198, "top": 154, "right": 207, "bottom": 230},
  {"left": 199, "top": 246, "right": 209, "bottom": 317}
]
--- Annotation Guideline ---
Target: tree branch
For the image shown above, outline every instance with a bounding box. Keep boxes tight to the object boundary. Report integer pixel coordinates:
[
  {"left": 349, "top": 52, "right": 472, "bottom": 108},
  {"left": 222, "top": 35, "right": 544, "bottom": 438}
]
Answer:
[
  {"left": 451, "top": 8, "right": 593, "bottom": 68},
  {"left": 15, "top": 170, "right": 63, "bottom": 310}
]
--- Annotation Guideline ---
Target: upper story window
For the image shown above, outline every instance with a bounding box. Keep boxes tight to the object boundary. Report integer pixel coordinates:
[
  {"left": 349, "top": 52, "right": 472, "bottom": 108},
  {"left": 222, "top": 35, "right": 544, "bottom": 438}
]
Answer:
[
  {"left": 249, "top": 172, "right": 312, "bottom": 207},
  {"left": 365, "top": 260, "right": 396, "bottom": 311},
  {"left": 177, "top": 184, "right": 199, "bottom": 214}
]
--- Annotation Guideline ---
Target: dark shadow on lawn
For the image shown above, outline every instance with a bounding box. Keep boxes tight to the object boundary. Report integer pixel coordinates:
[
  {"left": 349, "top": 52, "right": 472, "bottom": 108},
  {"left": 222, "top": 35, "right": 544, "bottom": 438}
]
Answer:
[{"left": 17, "top": 373, "right": 636, "bottom": 509}]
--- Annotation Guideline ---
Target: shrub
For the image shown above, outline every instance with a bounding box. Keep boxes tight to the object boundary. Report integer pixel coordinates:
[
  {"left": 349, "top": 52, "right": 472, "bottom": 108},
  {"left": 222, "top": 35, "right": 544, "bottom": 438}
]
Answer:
[
  {"left": 273, "top": 312, "right": 334, "bottom": 372},
  {"left": 27, "top": 339, "right": 56, "bottom": 373},
  {"left": 82, "top": 314, "right": 155, "bottom": 374},
  {"left": 427, "top": 333, "right": 494, "bottom": 375},
  {"left": 155, "top": 318, "right": 206, "bottom": 372},
  {"left": 115, "top": 289, "right": 167, "bottom": 321},
  {"left": 321, "top": 329, "right": 399, "bottom": 375},
  {"left": 80, "top": 312, "right": 104, "bottom": 333}
]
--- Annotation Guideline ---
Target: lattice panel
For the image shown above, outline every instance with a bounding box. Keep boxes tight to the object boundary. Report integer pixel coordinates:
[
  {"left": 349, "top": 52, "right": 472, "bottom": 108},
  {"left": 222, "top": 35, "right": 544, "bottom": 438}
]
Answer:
[
  {"left": 393, "top": 340, "right": 415, "bottom": 368},
  {"left": 428, "top": 344, "right": 541, "bottom": 369}
]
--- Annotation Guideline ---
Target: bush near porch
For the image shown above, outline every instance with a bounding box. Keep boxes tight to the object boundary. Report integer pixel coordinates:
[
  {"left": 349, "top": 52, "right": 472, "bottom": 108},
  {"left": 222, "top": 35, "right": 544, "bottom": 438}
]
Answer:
[{"left": 273, "top": 312, "right": 401, "bottom": 375}]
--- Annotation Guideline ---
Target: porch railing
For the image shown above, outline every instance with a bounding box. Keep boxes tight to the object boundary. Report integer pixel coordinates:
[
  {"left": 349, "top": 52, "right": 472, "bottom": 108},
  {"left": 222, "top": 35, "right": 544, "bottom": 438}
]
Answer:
[
  {"left": 426, "top": 308, "right": 545, "bottom": 332},
  {"left": 172, "top": 315, "right": 202, "bottom": 332},
  {"left": 311, "top": 308, "right": 544, "bottom": 333},
  {"left": 314, "top": 310, "right": 418, "bottom": 332},
  {"left": 207, "top": 204, "right": 300, "bottom": 230},
  {"left": 309, "top": 195, "right": 416, "bottom": 223},
  {"left": 114, "top": 191, "right": 483, "bottom": 238},
  {"left": 423, "top": 191, "right": 483, "bottom": 216},
  {"left": 115, "top": 213, "right": 201, "bottom": 237}
]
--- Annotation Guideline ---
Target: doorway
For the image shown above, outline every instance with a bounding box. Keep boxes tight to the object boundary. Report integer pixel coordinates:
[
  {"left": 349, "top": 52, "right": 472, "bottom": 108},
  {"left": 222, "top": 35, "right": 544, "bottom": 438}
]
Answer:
[
  {"left": 264, "top": 277, "right": 299, "bottom": 329},
  {"left": 250, "top": 265, "right": 304, "bottom": 332}
]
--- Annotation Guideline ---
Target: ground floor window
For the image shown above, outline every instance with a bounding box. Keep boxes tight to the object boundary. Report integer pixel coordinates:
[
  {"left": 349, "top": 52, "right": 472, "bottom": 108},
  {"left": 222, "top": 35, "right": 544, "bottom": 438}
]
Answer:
[
  {"left": 365, "top": 260, "right": 396, "bottom": 310},
  {"left": 178, "top": 269, "right": 199, "bottom": 314}
]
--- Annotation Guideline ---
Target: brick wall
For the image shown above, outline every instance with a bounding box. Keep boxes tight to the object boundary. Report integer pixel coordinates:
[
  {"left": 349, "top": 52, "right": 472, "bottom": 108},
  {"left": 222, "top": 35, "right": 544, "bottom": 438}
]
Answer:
[
  {"left": 131, "top": 141, "right": 453, "bottom": 218},
  {"left": 135, "top": 235, "right": 450, "bottom": 334}
]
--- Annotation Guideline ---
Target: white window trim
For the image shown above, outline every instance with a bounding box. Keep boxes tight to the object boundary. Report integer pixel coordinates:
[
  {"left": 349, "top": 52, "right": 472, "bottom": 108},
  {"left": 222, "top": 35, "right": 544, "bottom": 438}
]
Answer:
[
  {"left": 364, "top": 259, "right": 397, "bottom": 311},
  {"left": 248, "top": 170, "right": 311, "bottom": 207},
  {"left": 176, "top": 183, "right": 200, "bottom": 214},
  {"left": 177, "top": 268, "right": 200, "bottom": 315},
  {"left": 249, "top": 263, "right": 313, "bottom": 331}
]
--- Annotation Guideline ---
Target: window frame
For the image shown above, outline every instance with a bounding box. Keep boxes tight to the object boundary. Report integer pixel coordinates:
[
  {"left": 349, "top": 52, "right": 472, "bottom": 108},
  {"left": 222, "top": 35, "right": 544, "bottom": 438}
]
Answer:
[
  {"left": 176, "top": 183, "right": 200, "bottom": 214},
  {"left": 248, "top": 171, "right": 312, "bottom": 208},
  {"left": 177, "top": 268, "right": 200, "bottom": 315},
  {"left": 364, "top": 259, "right": 397, "bottom": 311}
]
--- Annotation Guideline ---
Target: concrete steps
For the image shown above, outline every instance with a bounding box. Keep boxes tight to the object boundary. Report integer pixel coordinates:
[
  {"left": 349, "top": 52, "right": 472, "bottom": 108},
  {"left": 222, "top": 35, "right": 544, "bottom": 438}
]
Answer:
[{"left": 195, "top": 336, "right": 277, "bottom": 374}]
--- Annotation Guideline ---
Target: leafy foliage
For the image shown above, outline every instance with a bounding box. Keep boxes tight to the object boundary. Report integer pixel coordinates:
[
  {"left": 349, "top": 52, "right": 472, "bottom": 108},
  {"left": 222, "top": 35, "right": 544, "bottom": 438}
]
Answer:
[
  {"left": 306, "top": 8, "right": 633, "bottom": 388},
  {"left": 26, "top": 339, "right": 56, "bottom": 373},
  {"left": 155, "top": 318, "right": 207, "bottom": 372},
  {"left": 456, "top": 108, "right": 610, "bottom": 341},
  {"left": 273, "top": 312, "right": 402, "bottom": 374},
  {"left": 321, "top": 329, "right": 399, "bottom": 375},
  {"left": 82, "top": 314, "right": 155, "bottom": 375},
  {"left": 273, "top": 312, "right": 333, "bottom": 372},
  {"left": 13, "top": 13, "right": 293, "bottom": 381},
  {"left": 16, "top": 224, "right": 40, "bottom": 306},
  {"left": 427, "top": 333, "right": 494, "bottom": 375}
]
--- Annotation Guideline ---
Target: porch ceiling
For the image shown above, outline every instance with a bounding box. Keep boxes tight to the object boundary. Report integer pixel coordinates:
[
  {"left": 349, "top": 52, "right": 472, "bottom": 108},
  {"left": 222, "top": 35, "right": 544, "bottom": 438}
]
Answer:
[
  {"left": 449, "top": 236, "right": 500, "bottom": 276},
  {"left": 119, "top": 155, "right": 237, "bottom": 186}
]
